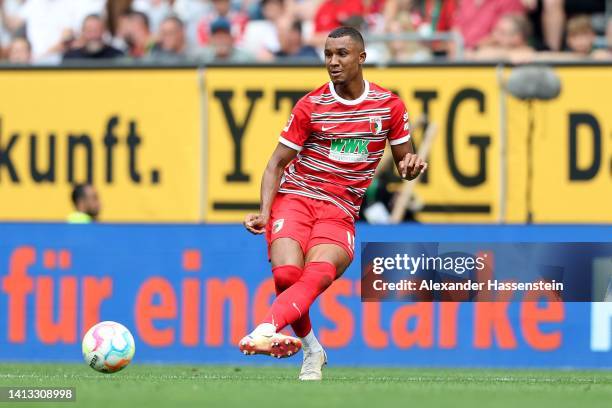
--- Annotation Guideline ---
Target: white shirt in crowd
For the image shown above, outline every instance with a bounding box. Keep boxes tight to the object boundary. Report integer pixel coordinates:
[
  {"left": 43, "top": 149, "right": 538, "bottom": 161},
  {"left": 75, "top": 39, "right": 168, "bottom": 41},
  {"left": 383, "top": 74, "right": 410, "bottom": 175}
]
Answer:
[{"left": 19, "top": 0, "right": 105, "bottom": 64}]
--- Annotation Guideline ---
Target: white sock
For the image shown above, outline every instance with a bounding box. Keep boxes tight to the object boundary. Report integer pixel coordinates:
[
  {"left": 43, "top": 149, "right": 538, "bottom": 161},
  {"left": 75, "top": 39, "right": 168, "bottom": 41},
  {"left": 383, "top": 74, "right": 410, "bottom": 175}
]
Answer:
[
  {"left": 251, "top": 323, "right": 276, "bottom": 336},
  {"left": 301, "top": 330, "right": 323, "bottom": 353}
]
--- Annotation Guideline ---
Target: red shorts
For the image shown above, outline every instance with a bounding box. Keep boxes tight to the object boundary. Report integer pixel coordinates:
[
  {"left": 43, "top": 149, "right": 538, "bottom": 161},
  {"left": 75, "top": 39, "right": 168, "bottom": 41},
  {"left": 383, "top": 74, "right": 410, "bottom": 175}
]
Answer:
[{"left": 265, "top": 193, "right": 356, "bottom": 260}]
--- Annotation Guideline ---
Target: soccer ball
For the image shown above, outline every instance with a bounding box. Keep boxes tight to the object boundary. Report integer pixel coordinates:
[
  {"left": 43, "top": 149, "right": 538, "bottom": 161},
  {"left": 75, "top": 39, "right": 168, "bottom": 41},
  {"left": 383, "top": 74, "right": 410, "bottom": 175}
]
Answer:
[{"left": 82, "top": 321, "right": 135, "bottom": 373}]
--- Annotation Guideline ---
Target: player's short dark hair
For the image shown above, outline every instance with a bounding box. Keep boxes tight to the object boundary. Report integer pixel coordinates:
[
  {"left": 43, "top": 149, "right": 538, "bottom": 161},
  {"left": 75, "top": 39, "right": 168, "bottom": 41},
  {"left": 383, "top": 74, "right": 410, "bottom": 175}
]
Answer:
[
  {"left": 327, "top": 26, "right": 364, "bottom": 50},
  {"left": 71, "top": 184, "right": 89, "bottom": 206}
]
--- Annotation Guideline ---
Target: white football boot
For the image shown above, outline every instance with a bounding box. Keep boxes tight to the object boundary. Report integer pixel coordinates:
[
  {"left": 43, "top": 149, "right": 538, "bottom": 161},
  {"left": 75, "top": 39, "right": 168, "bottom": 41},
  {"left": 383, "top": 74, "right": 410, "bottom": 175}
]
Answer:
[
  {"left": 239, "top": 332, "right": 302, "bottom": 359},
  {"left": 298, "top": 348, "right": 327, "bottom": 381}
]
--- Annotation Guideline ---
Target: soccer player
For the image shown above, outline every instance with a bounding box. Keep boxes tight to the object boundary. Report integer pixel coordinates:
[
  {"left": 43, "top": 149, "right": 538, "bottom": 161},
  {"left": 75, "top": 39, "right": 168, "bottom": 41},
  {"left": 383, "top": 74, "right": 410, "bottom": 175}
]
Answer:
[{"left": 239, "top": 27, "right": 427, "bottom": 380}]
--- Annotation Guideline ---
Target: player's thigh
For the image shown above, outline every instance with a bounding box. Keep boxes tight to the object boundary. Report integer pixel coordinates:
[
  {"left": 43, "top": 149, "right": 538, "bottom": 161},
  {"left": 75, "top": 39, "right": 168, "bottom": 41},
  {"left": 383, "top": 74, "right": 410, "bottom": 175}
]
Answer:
[
  {"left": 270, "top": 237, "right": 304, "bottom": 268},
  {"left": 266, "top": 194, "right": 314, "bottom": 267},
  {"left": 305, "top": 243, "right": 352, "bottom": 278}
]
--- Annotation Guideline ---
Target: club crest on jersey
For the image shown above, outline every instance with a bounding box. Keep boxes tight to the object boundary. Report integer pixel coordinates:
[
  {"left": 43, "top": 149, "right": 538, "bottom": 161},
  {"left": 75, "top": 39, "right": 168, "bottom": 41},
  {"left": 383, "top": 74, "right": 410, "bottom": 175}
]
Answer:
[
  {"left": 272, "top": 219, "right": 284, "bottom": 234},
  {"left": 369, "top": 116, "right": 383, "bottom": 135}
]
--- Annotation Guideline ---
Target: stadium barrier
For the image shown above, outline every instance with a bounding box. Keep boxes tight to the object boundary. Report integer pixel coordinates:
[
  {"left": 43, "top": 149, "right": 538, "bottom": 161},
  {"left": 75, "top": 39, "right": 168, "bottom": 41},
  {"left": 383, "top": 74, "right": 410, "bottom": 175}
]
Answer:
[
  {"left": 1, "top": 223, "right": 611, "bottom": 368},
  {"left": 0, "top": 64, "right": 610, "bottom": 223}
]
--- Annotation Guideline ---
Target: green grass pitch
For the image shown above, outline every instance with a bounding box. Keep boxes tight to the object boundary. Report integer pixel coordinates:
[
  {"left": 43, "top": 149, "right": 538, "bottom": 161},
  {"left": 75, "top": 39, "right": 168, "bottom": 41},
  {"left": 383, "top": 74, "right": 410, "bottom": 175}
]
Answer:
[{"left": 0, "top": 363, "right": 610, "bottom": 408}]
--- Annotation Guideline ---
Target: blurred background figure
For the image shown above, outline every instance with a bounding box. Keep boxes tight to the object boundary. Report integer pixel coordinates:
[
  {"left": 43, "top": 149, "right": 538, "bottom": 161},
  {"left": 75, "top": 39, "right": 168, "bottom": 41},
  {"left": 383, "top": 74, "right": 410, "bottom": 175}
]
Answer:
[
  {"left": 197, "top": 16, "right": 254, "bottom": 62},
  {"left": 197, "top": 0, "right": 248, "bottom": 47},
  {"left": 149, "top": 15, "right": 188, "bottom": 61},
  {"left": 6, "top": 35, "right": 30, "bottom": 63},
  {"left": 63, "top": 14, "right": 124, "bottom": 61},
  {"left": 565, "top": 15, "right": 596, "bottom": 57},
  {"left": 132, "top": 0, "right": 173, "bottom": 34},
  {"left": 452, "top": 0, "right": 525, "bottom": 52},
  {"left": 523, "top": 0, "right": 606, "bottom": 51},
  {"left": 123, "top": 10, "right": 153, "bottom": 58},
  {"left": 311, "top": 0, "right": 364, "bottom": 47},
  {"left": 275, "top": 20, "right": 319, "bottom": 60},
  {"left": 105, "top": 0, "right": 133, "bottom": 42},
  {"left": 385, "top": 0, "right": 434, "bottom": 62},
  {"left": 14, "top": 0, "right": 79, "bottom": 64},
  {"left": 68, "top": 184, "right": 101, "bottom": 224},
  {"left": 0, "top": 0, "right": 26, "bottom": 56},
  {"left": 467, "top": 13, "right": 535, "bottom": 61},
  {"left": 241, "top": 0, "right": 286, "bottom": 61},
  {"left": 173, "top": 0, "right": 211, "bottom": 48}
]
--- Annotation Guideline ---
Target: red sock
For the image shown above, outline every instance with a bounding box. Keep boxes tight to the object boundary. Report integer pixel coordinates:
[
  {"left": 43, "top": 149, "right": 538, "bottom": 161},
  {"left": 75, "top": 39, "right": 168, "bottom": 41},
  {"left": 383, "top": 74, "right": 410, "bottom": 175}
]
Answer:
[
  {"left": 272, "top": 265, "right": 312, "bottom": 337},
  {"left": 264, "top": 262, "right": 336, "bottom": 332}
]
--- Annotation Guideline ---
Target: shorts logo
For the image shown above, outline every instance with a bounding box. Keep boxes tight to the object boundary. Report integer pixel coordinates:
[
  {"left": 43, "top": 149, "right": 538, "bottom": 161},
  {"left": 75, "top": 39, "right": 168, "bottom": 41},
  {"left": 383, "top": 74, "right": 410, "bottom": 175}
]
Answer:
[
  {"left": 369, "top": 116, "right": 383, "bottom": 135},
  {"left": 272, "top": 219, "right": 284, "bottom": 234},
  {"left": 329, "top": 138, "right": 370, "bottom": 163}
]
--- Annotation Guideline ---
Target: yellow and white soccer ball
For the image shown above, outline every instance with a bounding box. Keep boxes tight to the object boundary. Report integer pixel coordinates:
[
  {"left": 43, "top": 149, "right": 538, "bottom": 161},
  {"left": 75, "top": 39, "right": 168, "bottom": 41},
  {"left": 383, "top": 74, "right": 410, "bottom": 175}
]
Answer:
[{"left": 82, "top": 321, "right": 135, "bottom": 373}]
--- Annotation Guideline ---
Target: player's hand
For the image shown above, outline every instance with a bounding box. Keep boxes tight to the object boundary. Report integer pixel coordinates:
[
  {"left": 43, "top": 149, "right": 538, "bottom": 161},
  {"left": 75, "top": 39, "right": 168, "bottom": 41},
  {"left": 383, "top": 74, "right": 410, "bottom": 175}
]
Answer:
[
  {"left": 244, "top": 213, "right": 268, "bottom": 235},
  {"left": 398, "top": 153, "right": 428, "bottom": 180}
]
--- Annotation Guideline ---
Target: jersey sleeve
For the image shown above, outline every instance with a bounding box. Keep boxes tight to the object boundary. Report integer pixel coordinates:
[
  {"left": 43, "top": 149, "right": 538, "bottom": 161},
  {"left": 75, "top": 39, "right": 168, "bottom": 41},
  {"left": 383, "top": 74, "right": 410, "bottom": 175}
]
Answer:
[
  {"left": 279, "top": 97, "right": 311, "bottom": 151},
  {"left": 387, "top": 98, "right": 411, "bottom": 146}
]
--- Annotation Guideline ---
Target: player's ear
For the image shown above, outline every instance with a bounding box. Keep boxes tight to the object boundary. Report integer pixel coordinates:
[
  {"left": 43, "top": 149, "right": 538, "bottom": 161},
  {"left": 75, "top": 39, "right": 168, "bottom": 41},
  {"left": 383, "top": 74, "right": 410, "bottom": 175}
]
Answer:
[{"left": 359, "top": 50, "right": 366, "bottom": 64}]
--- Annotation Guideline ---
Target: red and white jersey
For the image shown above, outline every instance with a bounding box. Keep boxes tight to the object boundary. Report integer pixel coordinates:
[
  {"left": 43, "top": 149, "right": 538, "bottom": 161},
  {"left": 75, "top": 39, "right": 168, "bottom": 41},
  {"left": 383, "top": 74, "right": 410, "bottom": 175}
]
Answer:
[{"left": 278, "top": 80, "right": 411, "bottom": 219}]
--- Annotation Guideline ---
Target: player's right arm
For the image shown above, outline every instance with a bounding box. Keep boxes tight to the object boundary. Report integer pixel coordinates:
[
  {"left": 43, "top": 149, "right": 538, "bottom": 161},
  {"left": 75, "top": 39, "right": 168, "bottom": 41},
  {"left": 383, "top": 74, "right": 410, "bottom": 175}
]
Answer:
[
  {"left": 244, "top": 97, "right": 311, "bottom": 235},
  {"left": 244, "top": 144, "right": 298, "bottom": 234}
]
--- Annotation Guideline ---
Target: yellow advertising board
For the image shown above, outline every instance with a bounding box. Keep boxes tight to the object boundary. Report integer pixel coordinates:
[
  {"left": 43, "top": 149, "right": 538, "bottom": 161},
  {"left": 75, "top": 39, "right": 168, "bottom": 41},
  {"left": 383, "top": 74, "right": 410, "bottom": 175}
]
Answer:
[
  {"left": 505, "top": 66, "right": 612, "bottom": 223},
  {"left": 1, "top": 65, "right": 610, "bottom": 224},
  {"left": 205, "top": 66, "right": 502, "bottom": 223},
  {"left": 0, "top": 69, "right": 202, "bottom": 222}
]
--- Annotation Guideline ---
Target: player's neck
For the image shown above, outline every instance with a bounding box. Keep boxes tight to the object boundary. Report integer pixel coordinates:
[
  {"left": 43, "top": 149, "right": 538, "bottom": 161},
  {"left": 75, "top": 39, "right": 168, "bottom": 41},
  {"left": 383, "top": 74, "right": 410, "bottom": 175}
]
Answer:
[{"left": 333, "top": 77, "right": 365, "bottom": 101}]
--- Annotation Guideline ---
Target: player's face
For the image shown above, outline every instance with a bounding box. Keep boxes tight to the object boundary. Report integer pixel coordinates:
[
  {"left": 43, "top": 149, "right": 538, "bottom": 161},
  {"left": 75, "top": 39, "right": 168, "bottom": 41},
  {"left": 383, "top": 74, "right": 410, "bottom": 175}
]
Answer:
[
  {"left": 324, "top": 36, "right": 366, "bottom": 85},
  {"left": 83, "top": 186, "right": 101, "bottom": 218}
]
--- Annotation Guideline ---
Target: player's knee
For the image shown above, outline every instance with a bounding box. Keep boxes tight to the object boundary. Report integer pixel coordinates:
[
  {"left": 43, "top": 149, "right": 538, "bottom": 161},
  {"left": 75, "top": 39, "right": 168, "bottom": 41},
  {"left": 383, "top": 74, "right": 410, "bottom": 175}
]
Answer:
[
  {"left": 272, "top": 264, "right": 302, "bottom": 292},
  {"left": 303, "top": 261, "right": 336, "bottom": 292}
]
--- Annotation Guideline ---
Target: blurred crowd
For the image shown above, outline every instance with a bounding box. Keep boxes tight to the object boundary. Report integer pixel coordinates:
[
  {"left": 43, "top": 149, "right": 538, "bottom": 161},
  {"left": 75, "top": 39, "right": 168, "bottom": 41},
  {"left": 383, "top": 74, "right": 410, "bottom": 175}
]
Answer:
[{"left": 0, "top": 0, "right": 610, "bottom": 65}]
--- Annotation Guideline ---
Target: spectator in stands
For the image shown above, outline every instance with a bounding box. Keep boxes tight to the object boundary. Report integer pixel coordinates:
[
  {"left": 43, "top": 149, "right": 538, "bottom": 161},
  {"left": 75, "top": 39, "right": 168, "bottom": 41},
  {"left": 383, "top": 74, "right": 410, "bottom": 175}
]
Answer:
[
  {"left": 523, "top": 0, "right": 605, "bottom": 52},
  {"left": 453, "top": 0, "right": 525, "bottom": 51},
  {"left": 275, "top": 20, "right": 319, "bottom": 60},
  {"left": 14, "top": 0, "right": 79, "bottom": 64},
  {"left": 467, "top": 13, "right": 535, "bottom": 61},
  {"left": 399, "top": 0, "right": 457, "bottom": 56},
  {"left": 172, "top": 0, "right": 211, "bottom": 48},
  {"left": 197, "top": 0, "right": 248, "bottom": 46},
  {"left": 386, "top": 2, "right": 433, "bottom": 62},
  {"left": 124, "top": 10, "right": 154, "bottom": 58},
  {"left": 106, "top": 0, "right": 133, "bottom": 38},
  {"left": 132, "top": 0, "right": 173, "bottom": 34},
  {"left": 522, "top": 0, "right": 564, "bottom": 51},
  {"left": 241, "top": 0, "right": 287, "bottom": 60},
  {"left": 67, "top": 183, "right": 100, "bottom": 223},
  {"left": 7, "top": 36, "right": 30, "bottom": 63},
  {"left": 196, "top": 17, "right": 254, "bottom": 62},
  {"left": 565, "top": 15, "right": 595, "bottom": 57},
  {"left": 0, "top": 0, "right": 26, "bottom": 50},
  {"left": 311, "top": 0, "right": 364, "bottom": 47},
  {"left": 149, "top": 15, "right": 188, "bottom": 61},
  {"left": 63, "top": 14, "right": 124, "bottom": 61}
]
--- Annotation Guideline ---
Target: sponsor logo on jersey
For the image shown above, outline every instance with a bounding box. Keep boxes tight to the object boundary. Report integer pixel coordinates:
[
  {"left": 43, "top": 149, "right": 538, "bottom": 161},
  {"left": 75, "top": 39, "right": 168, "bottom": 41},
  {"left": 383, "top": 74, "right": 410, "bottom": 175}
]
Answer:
[
  {"left": 369, "top": 116, "right": 383, "bottom": 135},
  {"left": 272, "top": 219, "right": 284, "bottom": 233},
  {"left": 329, "top": 138, "right": 370, "bottom": 162}
]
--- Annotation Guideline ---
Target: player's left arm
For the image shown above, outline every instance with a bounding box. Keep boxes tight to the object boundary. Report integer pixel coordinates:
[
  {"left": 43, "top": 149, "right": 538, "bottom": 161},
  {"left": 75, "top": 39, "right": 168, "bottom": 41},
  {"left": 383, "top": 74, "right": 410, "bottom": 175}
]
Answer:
[
  {"left": 387, "top": 99, "right": 427, "bottom": 180},
  {"left": 390, "top": 140, "right": 428, "bottom": 180}
]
